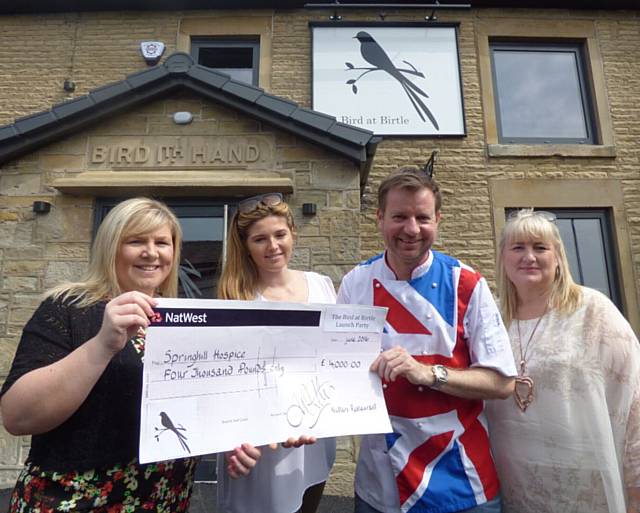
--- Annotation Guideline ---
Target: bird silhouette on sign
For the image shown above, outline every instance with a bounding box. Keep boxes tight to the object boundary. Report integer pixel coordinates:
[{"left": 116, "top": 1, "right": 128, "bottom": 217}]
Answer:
[
  {"left": 154, "top": 411, "right": 191, "bottom": 454},
  {"left": 346, "top": 31, "right": 439, "bottom": 130}
]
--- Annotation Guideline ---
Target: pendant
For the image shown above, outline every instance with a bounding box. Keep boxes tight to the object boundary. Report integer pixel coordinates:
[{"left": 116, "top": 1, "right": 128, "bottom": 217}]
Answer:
[{"left": 514, "top": 375, "right": 534, "bottom": 412}]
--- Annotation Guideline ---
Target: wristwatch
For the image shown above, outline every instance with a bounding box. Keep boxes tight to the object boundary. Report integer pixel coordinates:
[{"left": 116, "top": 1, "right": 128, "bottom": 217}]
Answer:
[{"left": 430, "top": 364, "right": 448, "bottom": 389}]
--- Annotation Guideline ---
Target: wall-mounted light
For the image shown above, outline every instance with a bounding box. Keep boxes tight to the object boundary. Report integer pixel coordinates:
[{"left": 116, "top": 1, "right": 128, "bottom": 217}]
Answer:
[
  {"left": 63, "top": 80, "right": 76, "bottom": 92},
  {"left": 302, "top": 203, "right": 317, "bottom": 216},
  {"left": 173, "top": 111, "right": 193, "bottom": 125},
  {"left": 32, "top": 201, "right": 52, "bottom": 214}
]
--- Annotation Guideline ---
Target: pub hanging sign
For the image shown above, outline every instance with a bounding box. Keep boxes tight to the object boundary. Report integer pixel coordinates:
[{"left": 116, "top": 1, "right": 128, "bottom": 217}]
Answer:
[{"left": 312, "top": 23, "right": 466, "bottom": 137}]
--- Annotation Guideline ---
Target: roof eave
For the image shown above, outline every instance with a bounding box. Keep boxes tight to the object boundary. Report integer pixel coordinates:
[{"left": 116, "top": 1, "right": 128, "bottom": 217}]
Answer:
[{"left": 0, "top": 53, "right": 379, "bottom": 170}]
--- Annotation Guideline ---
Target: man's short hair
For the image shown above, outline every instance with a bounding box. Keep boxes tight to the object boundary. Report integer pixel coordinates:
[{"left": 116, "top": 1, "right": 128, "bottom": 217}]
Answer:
[{"left": 377, "top": 166, "right": 442, "bottom": 213}]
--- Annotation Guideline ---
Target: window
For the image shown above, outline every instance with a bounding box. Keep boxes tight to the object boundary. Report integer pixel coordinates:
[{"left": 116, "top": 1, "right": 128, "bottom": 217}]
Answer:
[
  {"left": 191, "top": 38, "right": 260, "bottom": 86},
  {"left": 177, "top": 16, "right": 272, "bottom": 89},
  {"left": 489, "top": 178, "right": 639, "bottom": 333},
  {"left": 94, "top": 198, "right": 232, "bottom": 300},
  {"left": 477, "top": 19, "right": 615, "bottom": 158},
  {"left": 490, "top": 43, "right": 595, "bottom": 144},
  {"left": 170, "top": 201, "right": 230, "bottom": 298},
  {"left": 507, "top": 208, "right": 622, "bottom": 310},
  {"left": 95, "top": 198, "right": 236, "bottom": 483}
]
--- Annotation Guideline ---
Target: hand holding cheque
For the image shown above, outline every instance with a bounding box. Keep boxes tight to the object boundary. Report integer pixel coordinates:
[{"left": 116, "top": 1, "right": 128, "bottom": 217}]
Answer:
[
  {"left": 139, "top": 298, "right": 391, "bottom": 464},
  {"left": 225, "top": 435, "right": 318, "bottom": 479}
]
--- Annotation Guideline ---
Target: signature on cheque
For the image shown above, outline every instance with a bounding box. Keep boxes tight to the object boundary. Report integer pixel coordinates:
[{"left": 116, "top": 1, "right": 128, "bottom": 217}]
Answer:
[{"left": 286, "top": 376, "right": 335, "bottom": 429}]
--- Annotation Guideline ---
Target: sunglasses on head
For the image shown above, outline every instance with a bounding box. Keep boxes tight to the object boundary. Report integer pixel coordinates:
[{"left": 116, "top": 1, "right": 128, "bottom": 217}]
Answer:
[
  {"left": 238, "top": 193, "right": 283, "bottom": 214},
  {"left": 508, "top": 209, "right": 557, "bottom": 223}
]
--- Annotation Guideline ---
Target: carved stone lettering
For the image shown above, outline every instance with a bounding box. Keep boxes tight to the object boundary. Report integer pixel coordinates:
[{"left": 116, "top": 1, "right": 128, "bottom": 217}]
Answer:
[
  {"left": 135, "top": 146, "right": 150, "bottom": 163},
  {"left": 91, "top": 146, "right": 108, "bottom": 163},
  {"left": 87, "top": 136, "right": 274, "bottom": 169}
]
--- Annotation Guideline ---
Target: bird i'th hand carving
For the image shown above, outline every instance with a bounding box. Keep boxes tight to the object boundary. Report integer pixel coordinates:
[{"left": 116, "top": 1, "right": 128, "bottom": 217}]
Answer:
[
  {"left": 155, "top": 411, "right": 191, "bottom": 454},
  {"left": 346, "top": 31, "right": 440, "bottom": 131}
]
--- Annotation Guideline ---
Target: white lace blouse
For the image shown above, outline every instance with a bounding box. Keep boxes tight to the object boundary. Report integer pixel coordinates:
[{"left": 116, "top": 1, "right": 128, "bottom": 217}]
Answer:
[{"left": 485, "top": 287, "right": 640, "bottom": 513}]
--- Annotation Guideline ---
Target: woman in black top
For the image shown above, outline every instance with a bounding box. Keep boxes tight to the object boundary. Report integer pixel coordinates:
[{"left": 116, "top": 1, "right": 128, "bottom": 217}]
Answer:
[{"left": 0, "top": 197, "right": 197, "bottom": 512}]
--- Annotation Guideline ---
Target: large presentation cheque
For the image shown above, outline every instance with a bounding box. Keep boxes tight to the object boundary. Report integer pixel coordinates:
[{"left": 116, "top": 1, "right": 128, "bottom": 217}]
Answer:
[{"left": 139, "top": 298, "right": 391, "bottom": 463}]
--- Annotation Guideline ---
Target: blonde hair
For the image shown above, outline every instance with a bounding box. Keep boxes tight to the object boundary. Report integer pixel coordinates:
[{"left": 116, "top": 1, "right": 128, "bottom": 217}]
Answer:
[
  {"left": 496, "top": 209, "right": 582, "bottom": 325},
  {"left": 48, "top": 197, "right": 182, "bottom": 306},
  {"left": 217, "top": 201, "right": 295, "bottom": 300}
]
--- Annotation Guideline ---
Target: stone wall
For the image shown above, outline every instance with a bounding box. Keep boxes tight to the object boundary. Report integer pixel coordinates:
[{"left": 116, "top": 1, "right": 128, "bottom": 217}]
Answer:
[
  {"left": 1, "top": 9, "right": 638, "bottom": 292},
  {"left": 0, "top": 5, "right": 638, "bottom": 493},
  {"left": 0, "top": 89, "right": 361, "bottom": 487},
  {"left": 270, "top": 7, "right": 640, "bottom": 287}
]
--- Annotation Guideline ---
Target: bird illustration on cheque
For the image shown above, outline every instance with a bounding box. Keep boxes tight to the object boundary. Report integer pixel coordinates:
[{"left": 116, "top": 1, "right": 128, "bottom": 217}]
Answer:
[
  {"left": 346, "top": 31, "right": 440, "bottom": 130},
  {"left": 155, "top": 411, "right": 191, "bottom": 454}
]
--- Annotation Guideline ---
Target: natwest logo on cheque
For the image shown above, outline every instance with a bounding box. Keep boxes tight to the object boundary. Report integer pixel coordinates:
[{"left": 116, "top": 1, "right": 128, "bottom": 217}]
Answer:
[
  {"left": 149, "top": 312, "right": 163, "bottom": 323},
  {"left": 163, "top": 311, "right": 208, "bottom": 324}
]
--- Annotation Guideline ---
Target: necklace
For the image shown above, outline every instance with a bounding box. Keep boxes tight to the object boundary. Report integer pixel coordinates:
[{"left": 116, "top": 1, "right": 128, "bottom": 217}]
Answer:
[{"left": 513, "top": 307, "right": 547, "bottom": 412}]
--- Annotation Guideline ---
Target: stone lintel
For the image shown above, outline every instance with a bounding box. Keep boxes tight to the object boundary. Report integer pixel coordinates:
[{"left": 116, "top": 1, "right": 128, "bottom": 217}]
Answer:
[{"left": 49, "top": 171, "right": 293, "bottom": 196}]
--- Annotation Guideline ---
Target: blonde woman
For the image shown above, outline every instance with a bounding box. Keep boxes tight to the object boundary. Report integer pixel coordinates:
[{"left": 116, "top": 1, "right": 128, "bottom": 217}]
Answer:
[
  {"left": 216, "top": 193, "right": 336, "bottom": 513},
  {"left": 1, "top": 198, "right": 197, "bottom": 512},
  {"left": 486, "top": 209, "right": 640, "bottom": 513}
]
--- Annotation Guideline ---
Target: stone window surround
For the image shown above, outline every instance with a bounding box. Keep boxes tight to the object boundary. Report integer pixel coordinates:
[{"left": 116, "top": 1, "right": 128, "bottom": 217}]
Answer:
[
  {"left": 489, "top": 178, "right": 639, "bottom": 334},
  {"left": 177, "top": 14, "right": 273, "bottom": 90},
  {"left": 191, "top": 37, "right": 261, "bottom": 85},
  {"left": 477, "top": 18, "right": 616, "bottom": 158}
]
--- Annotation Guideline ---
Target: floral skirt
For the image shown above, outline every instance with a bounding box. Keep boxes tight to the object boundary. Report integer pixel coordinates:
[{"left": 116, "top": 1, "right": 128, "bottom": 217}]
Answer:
[{"left": 8, "top": 457, "right": 197, "bottom": 513}]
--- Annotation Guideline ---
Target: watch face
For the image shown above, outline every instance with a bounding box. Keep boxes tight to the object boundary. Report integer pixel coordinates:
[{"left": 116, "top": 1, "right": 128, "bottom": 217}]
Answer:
[{"left": 434, "top": 365, "right": 448, "bottom": 383}]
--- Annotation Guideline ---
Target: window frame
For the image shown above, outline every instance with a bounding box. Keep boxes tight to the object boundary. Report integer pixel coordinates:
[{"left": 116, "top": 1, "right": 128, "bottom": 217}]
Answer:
[
  {"left": 191, "top": 37, "right": 260, "bottom": 86},
  {"left": 93, "top": 197, "right": 233, "bottom": 242},
  {"left": 177, "top": 15, "right": 272, "bottom": 90},
  {"left": 477, "top": 18, "right": 615, "bottom": 158},
  {"left": 489, "top": 41, "right": 596, "bottom": 145},
  {"left": 489, "top": 179, "right": 639, "bottom": 334},
  {"left": 505, "top": 207, "right": 622, "bottom": 310},
  {"left": 93, "top": 197, "right": 236, "bottom": 300}
]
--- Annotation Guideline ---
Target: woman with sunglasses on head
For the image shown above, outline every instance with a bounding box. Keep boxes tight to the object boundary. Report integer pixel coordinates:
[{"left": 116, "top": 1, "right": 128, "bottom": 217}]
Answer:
[
  {"left": 485, "top": 209, "right": 640, "bottom": 513},
  {"left": 216, "top": 192, "right": 337, "bottom": 513}
]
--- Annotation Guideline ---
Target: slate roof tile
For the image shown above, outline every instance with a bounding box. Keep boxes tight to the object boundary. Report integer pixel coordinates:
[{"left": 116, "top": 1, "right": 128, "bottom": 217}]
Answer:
[{"left": 0, "top": 52, "right": 378, "bottom": 167}]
